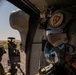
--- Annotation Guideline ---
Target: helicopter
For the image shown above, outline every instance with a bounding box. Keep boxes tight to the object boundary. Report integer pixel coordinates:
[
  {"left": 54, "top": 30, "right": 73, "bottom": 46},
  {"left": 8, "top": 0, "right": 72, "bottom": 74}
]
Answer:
[{"left": 0, "top": 0, "right": 76, "bottom": 75}]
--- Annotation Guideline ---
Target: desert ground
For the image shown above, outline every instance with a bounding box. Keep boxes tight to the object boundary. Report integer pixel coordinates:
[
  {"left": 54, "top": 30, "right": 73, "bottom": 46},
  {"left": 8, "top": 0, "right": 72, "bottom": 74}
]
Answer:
[{"left": 1, "top": 50, "right": 26, "bottom": 75}]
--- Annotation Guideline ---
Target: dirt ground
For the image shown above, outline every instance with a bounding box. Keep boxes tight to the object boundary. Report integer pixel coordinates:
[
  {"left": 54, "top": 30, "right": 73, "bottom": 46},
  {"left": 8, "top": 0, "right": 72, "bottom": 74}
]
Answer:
[{"left": 1, "top": 50, "right": 26, "bottom": 75}]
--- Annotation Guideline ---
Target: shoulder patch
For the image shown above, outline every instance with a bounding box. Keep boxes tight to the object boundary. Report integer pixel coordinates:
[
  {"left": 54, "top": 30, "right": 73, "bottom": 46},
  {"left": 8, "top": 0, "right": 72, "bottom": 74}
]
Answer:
[{"left": 50, "top": 12, "right": 64, "bottom": 28}]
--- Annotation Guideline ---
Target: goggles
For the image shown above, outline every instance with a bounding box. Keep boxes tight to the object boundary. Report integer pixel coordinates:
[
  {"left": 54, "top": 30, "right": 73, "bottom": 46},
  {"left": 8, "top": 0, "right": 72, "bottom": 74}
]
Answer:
[{"left": 46, "top": 29, "right": 63, "bottom": 35}]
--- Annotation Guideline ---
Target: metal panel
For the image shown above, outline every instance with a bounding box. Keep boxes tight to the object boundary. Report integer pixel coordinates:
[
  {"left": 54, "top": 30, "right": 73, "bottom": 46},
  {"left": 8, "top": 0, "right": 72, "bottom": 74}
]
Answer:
[
  {"left": 30, "top": 0, "right": 76, "bottom": 11},
  {"left": 45, "top": 0, "right": 76, "bottom": 6},
  {"left": 29, "top": 44, "right": 42, "bottom": 75},
  {"left": 30, "top": 0, "right": 48, "bottom": 11}
]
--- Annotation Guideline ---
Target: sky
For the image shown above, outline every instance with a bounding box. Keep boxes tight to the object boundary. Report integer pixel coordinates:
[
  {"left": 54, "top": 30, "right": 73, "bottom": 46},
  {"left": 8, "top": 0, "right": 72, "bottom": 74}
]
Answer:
[{"left": 0, "top": 0, "right": 21, "bottom": 40}]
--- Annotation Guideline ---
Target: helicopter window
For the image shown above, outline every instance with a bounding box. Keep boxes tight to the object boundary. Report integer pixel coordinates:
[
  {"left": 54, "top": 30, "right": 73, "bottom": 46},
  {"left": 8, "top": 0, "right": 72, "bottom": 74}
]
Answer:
[{"left": 0, "top": 1, "right": 27, "bottom": 75}]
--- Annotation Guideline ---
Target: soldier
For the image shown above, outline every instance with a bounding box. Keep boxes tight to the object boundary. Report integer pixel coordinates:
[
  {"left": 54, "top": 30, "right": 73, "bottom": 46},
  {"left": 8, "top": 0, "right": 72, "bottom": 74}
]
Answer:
[{"left": 39, "top": 6, "right": 76, "bottom": 75}]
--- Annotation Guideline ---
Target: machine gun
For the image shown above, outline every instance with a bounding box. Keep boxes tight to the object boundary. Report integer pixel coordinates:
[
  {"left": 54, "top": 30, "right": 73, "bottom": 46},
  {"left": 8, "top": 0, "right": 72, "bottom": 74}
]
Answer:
[
  {"left": 7, "top": 37, "right": 20, "bottom": 63},
  {"left": 7, "top": 37, "right": 21, "bottom": 75}
]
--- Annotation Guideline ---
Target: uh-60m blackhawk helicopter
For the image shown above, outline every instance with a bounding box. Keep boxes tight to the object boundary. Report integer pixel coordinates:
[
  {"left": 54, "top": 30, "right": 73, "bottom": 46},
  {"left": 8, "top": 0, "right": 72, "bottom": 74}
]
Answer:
[{"left": 1, "top": 0, "right": 76, "bottom": 75}]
